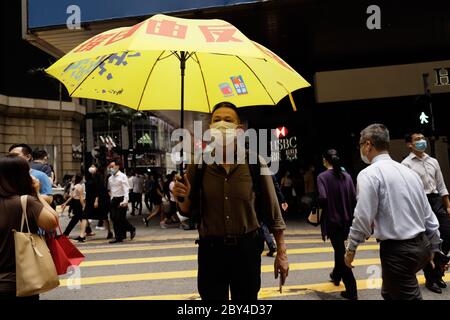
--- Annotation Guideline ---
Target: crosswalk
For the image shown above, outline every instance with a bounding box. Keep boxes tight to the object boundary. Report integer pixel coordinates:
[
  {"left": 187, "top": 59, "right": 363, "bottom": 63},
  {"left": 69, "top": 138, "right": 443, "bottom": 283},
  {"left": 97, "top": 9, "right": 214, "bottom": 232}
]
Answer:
[{"left": 40, "top": 233, "right": 449, "bottom": 300}]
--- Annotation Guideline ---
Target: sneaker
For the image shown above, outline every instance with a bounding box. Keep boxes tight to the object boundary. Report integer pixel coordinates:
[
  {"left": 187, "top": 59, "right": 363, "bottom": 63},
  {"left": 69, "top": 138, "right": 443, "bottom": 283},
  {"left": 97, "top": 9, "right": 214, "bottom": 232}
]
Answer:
[
  {"left": 160, "top": 222, "right": 168, "bottom": 229},
  {"left": 266, "top": 247, "right": 276, "bottom": 257},
  {"left": 95, "top": 226, "right": 106, "bottom": 231},
  {"left": 74, "top": 236, "right": 86, "bottom": 243}
]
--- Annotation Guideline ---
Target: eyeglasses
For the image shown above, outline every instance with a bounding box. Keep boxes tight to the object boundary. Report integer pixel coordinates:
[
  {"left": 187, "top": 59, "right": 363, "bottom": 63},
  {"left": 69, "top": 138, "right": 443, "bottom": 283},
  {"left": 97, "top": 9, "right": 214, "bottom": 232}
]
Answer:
[{"left": 358, "top": 141, "right": 372, "bottom": 149}]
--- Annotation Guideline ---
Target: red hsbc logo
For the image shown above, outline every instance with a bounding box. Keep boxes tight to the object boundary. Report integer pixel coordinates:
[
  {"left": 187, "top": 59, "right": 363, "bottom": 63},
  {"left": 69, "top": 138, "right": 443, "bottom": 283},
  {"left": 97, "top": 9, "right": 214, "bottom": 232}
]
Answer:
[{"left": 276, "top": 127, "right": 288, "bottom": 138}]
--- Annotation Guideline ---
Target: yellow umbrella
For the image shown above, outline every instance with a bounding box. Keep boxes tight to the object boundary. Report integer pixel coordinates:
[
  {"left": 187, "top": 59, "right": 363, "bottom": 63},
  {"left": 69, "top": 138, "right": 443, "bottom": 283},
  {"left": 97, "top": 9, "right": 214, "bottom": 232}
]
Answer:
[{"left": 46, "top": 14, "right": 310, "bottom": 116}]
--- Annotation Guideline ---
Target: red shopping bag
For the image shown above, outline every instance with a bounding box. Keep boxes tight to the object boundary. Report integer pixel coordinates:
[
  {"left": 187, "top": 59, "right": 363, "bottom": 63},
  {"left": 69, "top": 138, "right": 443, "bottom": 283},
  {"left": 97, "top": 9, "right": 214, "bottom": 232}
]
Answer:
[{"left": 46, "top": 225, "right": 85, "bottom": 275}]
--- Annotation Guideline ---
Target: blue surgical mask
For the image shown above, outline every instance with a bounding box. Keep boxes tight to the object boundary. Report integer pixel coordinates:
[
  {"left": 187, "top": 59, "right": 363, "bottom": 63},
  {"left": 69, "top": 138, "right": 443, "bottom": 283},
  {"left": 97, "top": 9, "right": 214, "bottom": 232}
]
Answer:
[{"left": 414, "top": 139, "right": 427, "bottom": 152}]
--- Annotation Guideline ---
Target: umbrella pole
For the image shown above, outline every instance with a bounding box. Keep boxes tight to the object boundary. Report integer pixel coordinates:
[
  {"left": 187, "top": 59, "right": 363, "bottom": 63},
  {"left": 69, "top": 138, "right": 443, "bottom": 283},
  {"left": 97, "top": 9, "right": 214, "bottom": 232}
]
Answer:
[{"left": 179, "top": 51, "right": 186, "bottom": 176}]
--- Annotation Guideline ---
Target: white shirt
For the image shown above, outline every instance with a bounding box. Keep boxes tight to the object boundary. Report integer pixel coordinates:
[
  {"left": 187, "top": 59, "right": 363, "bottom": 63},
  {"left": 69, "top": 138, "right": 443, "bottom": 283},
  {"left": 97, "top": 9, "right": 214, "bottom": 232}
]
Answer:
[
  {"left": 348, "top": 154, "right": 440, "bottom": 251},
  {"left": 132, "top": 175, "right": 145, "bottom": 194},
  {"left": 169, "top": 181, "right": 176, "bottom": 202},
  {"left": 401, "top": 152, "right": 449, "bottom": 196},
  {"left": 128, "top": 176, "right": 134, "bottom": 191},
  {"left": 108, "top": 171, "right": 130, "bottom": 202}
]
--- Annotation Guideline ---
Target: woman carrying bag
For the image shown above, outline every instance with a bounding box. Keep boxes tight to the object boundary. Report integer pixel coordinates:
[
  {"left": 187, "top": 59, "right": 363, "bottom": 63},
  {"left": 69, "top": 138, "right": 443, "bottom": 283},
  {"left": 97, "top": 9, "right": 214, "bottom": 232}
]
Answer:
[{"left": 0, "top": 154, "right": 59, "bottom": 300}]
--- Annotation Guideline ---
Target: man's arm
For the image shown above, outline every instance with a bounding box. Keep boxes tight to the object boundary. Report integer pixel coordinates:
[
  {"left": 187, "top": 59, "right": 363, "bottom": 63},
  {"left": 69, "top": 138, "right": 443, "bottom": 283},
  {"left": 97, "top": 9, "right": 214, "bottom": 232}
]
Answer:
[
  {"left": 434, "top": 160, "right": 450, "bottom": 213},
  {"left": 122, "top": 174, "right": 130, "bottom": 204},
  {"left": 345, "top": 172, "right": 379, "bottom": 268}
]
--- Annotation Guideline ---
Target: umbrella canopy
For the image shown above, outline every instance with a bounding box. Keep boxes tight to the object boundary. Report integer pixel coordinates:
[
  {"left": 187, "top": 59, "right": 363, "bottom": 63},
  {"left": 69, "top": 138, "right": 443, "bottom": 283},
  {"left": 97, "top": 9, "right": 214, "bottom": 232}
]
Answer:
[{"left": 46, "top": 14, "right": 310, "bottom": 113}]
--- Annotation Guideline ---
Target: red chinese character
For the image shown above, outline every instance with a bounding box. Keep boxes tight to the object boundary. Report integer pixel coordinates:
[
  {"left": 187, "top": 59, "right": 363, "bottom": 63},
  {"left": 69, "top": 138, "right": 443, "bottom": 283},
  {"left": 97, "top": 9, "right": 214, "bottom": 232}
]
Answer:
[
  {"left": 74, "top": 33, "right": 115, "bottom": 52},
  {"left": 199, "top": 25, "right": 243, "bottom": 43},
  {"left": 104, "top": 21, "right": 144, "bottom": 46},
  {"left": 254, "top": 42, "right": 294, "bottom": 72},
  {"left": 146, "top": 19, "right": 187, "bottom": 39}
]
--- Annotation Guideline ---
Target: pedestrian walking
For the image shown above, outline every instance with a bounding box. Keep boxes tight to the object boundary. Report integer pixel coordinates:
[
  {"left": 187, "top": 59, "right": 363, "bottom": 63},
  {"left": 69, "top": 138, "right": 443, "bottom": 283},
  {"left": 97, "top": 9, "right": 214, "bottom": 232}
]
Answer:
[
  {"left": 345, "top": 124, "right": 441, "bottom": 300},
  {"left": 402, "top": 131, "right": 450, "bottom": 294},
  {"left": 75, "top": 164, "right": 113, "bottom": 242},
  {"left": 0, "top": 154, "right": 59, "bottom": 300},
  {"left": 317, "top": 149, "right": 357, "bottom": 299},
  {"left": 173, "top": 101, "right": 289, "bottom": 301},
  {"left": 131, "top": 171, "right": 145, "bottom": 216},
  {"left": 143, "top": 176, "right": 168, "bottom": 228},
  {"left": 108, "top": 161, "right": 136, "bottom": 243},
  {"left": 143, "top": 173, "right": 155, "bottom": 213},
  {"left": 61, "top": 174, "right": 85, "bottom": 237}
]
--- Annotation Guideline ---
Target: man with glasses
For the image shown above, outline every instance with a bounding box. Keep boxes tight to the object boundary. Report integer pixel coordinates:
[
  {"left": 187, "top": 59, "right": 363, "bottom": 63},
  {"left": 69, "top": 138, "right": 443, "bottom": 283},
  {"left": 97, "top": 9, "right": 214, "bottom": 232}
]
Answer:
[{"left": 345, "top": 124, "right": 441, "bottom": 300}]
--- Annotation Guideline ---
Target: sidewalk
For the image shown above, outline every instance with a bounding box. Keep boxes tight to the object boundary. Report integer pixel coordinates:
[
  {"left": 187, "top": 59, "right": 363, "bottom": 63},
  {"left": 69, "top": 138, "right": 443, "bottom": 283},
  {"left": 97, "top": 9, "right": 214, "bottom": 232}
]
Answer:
[{"left": 57, "top": 206, "right": 322, "bottom": 246}]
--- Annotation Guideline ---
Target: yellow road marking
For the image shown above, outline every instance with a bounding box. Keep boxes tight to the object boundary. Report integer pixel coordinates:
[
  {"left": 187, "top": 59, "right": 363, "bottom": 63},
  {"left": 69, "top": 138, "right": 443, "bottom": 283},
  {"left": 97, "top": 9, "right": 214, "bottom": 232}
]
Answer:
[
  {"left": 60, "top": 258, "right": 380, "bottom": 287},
  {"left": 80, "top": 245, "right": 379, "bottom": 267},
  {"left": 80, "top": 238, "right": 377, "bottom": 254},
  {"left": 113, "top": 274, "right": 450, "bottom": 300}
]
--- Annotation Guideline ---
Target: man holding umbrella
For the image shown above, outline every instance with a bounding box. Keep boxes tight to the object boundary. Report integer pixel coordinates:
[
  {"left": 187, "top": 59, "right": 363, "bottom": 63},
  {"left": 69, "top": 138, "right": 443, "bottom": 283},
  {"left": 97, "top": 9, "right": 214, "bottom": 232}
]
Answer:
[{"left": 173, "top": 102, "right": 289, "bottom": 300}]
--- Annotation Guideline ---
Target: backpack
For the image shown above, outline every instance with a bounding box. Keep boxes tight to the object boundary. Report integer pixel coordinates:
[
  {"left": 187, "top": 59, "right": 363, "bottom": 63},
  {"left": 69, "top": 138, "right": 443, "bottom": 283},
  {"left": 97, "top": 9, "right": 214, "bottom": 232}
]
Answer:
[{"left": 188, "top": 157, "right": 267, "bottom": 228}]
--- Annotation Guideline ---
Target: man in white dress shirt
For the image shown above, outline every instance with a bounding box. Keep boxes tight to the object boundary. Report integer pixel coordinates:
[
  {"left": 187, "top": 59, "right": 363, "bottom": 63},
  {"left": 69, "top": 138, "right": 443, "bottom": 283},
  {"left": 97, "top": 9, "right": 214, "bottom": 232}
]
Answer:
[
  {"left": 108, "top": 161, "right": 136, "bottom": 243},
  {"left": 344, "top": 124, "right": 441, "bottom": 300},
  {"left": 402, "top": 132, "right": 450, "bottom": 294}
]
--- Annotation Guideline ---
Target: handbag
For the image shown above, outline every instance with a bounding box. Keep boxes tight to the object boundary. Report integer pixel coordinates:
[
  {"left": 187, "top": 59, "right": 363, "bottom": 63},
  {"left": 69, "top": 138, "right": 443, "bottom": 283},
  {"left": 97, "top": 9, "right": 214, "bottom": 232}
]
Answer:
[
  {"left": 307, "top": 206, "right": 322, "bottom": 227},
  {"left": 46, "top": 224, "right": 85, "bottom": 275},
  {"left": 13, "top": 195, "right": 60, "bottom": 297}
]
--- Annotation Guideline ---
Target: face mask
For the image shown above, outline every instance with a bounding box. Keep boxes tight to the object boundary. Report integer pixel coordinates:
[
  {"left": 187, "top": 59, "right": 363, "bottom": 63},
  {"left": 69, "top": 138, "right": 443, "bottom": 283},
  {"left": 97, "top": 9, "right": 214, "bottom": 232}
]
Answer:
[
  {"left": 210, "top": 121, "right": 238, "bottom": 146},
  {"left": 360, "top": 148, "right": 371, "bottom": 165},
  {"left": 414, "top": 139, "right": 427, "bottom": 152},
  {"left": 109, "top": 168, "right": 116, "bottom": 175},
  {"left": 88, "top": 167, "right": 97, "bottom": 174}
]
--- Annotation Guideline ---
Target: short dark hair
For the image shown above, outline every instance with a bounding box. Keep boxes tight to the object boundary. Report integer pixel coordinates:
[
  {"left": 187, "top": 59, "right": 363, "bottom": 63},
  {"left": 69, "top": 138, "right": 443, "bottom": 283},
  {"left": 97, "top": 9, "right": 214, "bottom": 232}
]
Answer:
[
  {"left": 32, "top": 149, "right": 48, "bottom": 160},
  {"left": 323, "top": 149, "right": 343, "bottom": 178},
  {"left": 9, "top": 143, "right": 33, "bottom": 156},
  {"left": 0, "top": 154, "right": 34, "bottom": 197},
  {"left": 405, "top": 131, "right": 424, "bottom": 143},
  {"left": 211, "top": 102, "right": 240, "bottom": 120},
  {"left": 74, "top": 173, "right": 83, "bottom": 185}
]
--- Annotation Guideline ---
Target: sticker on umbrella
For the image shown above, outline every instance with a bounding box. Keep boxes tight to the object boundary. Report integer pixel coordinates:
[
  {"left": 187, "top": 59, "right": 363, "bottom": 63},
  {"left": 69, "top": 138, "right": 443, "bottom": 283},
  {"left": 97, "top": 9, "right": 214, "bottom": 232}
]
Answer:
[
  {"left": 230, "top": 75, "right": 248, "bottom": 95},
  {"left": 219, "top": 83, "right": 234, "bottom": 97}
]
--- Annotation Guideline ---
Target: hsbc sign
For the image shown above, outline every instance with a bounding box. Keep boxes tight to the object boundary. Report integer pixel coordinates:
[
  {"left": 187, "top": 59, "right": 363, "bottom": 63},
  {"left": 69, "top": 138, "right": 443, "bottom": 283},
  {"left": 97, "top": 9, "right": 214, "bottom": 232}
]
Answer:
[{"left": 271, "top": 128, "right": 298, "bottom": 162}]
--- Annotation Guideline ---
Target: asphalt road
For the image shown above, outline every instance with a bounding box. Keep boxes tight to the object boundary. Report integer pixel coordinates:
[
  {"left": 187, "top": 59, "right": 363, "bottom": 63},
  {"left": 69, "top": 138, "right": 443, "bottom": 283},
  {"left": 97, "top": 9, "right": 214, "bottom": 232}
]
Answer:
[{"left": 41, "top": 209, "right": 450, "bottom": 300}]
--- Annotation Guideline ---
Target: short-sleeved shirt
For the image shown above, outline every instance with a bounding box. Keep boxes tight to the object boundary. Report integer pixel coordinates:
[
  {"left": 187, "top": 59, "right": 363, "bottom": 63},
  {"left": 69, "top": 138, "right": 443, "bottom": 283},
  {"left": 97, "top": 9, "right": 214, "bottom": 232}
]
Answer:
[
  {"left": 31, "top": 162, "right": 52, "bottom": 178},
  {"left": 0, "top": 196, "right": 44, "bottom": 293},
  {"left": 30, "top": 169, "right": 53, "bottom": 196}
]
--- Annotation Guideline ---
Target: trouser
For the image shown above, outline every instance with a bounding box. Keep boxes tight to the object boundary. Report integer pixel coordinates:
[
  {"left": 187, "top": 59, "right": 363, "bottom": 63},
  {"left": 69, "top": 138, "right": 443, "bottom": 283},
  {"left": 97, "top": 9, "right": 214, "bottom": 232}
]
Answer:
[
  {"left": 110, "top": 197, "right": 135, "bottom": 241},
  {"left": 63, "top": 199, "right": 83, "bottom": 236},
  {"left": 380, "top": 232, "right": 431, "bottom": 300},
  {"left": 329, "top": 230, "right": 357, "bottom": 295},
  {"left": 424, "top": 194, "right": 450, "bottom": 283},
  {"left": 144, "top": 192, "right": 153, "bottom": 212},
  {"left": 132, "top": 193, "right": 142, "bottom": 215},
  {"left": 261, "top": 223, "right": 276, "bottom": 250},
  {"left": 197, "top": 229, "right": 264, "bottom": 300},
  {"left": 0, "top": 291, "right": 39, "bottom": 301}
]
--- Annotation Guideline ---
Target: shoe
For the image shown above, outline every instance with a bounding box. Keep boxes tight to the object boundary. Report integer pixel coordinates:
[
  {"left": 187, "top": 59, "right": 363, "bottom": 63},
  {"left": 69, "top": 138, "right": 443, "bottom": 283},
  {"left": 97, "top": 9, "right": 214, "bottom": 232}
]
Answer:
[
  {"left": 436, "top": 279, "right": 447, "bottom": 289},
  {"left": 86, "top": 232, "right": 96, "bottom": 237},
  {"left": 106, "top": 232, "right": 114, "bottom": 240},
  {"left": 160, "top": 222, "right": 168, "bottom": 229},
  {"left": 267, "top": 247, "right": 276, "bottom": 257},
  {"left": 74, "top": 236, "right": 86, "bottom": 243},
  {"left": 95, "top": 226, "right": 106, "bottom": 231},
  {"left": 340, "top": 291, "right": 358, "bottom": 300},
  {"left": 130, "top": 228, "right": 136, "bottom": 240},
  {"left": 143, "top": 217, "right": 149, "bottom": 227},
  {"left": 330, "top": 272, "right": 341, "bottom": 286},
  {"left": 109, "top": 239, "right": 124, "bottom": 244},
  {"left": 425, "top": 281, "right": 442, "bottom": 294}
]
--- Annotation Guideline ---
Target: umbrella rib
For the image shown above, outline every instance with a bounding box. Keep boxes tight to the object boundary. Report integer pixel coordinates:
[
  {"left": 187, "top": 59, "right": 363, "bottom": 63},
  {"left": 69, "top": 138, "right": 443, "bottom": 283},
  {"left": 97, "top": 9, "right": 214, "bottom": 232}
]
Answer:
[
  {"left": 235, "top": 56, "right": 276, "bottom": 105},
  {"left": 68, "top": 54, "right": 113, "bottom": 96},
  {"left": 193, "top": 53, "right": 211, "bottom": 113},
  {"left": 137, "top": 50, "right": 166, "bottom": 111}
]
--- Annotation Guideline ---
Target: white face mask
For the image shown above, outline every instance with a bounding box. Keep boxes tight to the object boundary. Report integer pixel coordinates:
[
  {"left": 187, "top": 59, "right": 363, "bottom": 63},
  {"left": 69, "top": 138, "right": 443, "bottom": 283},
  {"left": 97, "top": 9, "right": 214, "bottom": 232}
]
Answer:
[
  {"left": 88, "top": 167, "right": 96, "bottom": 174},
  {"left": 210, "top": 121, "right": 238, "bottom": 146},
  {"left": 360, "top": 148, "right": 371, "bottom": 165}
]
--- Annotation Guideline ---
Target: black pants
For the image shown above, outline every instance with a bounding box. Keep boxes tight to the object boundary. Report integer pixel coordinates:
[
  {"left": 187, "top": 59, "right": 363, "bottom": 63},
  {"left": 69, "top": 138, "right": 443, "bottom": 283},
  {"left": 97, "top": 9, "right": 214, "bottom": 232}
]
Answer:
[
  {"left": 132, "top": 193, "right": 142, "bottom": 215},
  {"left": 110, "top": 197, "right": 135, "bottom": 241},
  {"left": 144, "top": 192, "right": 153, "bottom": 212},
  {"left": 329, "top": 230, "right": 357, "bottom": 296},
  {"left": 424, "top": 194, "right": 450, "bottom": 283},
  {"left": 63, "top": 199, "right": 83, "bottom": 236},
  {"left": 380, "top": 233, "right": 431, "bottom": 300},
  {"left": 197, "top": 230, "right": 264, "bottom": 300}
]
